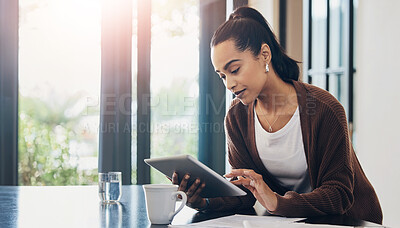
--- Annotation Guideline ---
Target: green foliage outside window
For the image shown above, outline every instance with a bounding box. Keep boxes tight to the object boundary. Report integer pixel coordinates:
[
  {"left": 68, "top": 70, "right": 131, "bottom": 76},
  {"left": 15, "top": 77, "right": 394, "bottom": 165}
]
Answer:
[{"left": 18, "top": 95, "right": 98, "bottom": 186}]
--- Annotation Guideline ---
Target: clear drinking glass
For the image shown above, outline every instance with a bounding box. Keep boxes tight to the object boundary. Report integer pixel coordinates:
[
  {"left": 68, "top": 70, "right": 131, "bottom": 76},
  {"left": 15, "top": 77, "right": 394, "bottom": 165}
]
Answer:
[
  {"left": 100, "top": 201, "right": 122, "bottom": 228},
  {"left": 99, "top": 172, "right": 122, "bottom": 203}
]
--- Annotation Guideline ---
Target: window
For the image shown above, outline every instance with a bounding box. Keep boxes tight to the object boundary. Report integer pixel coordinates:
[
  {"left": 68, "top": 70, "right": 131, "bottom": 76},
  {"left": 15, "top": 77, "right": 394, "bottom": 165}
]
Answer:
[
  {"left": 149, "top": 0, "right": 199, "bottom": 184},
  {"left": 18, "top": 0, "right": 101, "bottom": 185},
  {"left": 1, "top": 0, "right": 223, "bottom": 185},
  {"left": 135, "top": 0, "right": 225, "bottom": 184},
  {"left": 304, "top": 0, "right": 354, "bottom": 131}
]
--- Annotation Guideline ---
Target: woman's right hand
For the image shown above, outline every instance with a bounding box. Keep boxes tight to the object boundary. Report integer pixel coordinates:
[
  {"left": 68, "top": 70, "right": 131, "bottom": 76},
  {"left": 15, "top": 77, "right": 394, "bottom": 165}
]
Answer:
[{"left": 172, "top": 172, "right": 207, "bottom": 210}]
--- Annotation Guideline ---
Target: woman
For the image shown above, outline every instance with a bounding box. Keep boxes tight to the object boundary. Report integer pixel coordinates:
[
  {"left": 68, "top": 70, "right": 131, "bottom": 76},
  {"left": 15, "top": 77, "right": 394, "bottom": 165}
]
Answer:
[{"left": 172, "top": 6, "right": 382, "bottom": 224}]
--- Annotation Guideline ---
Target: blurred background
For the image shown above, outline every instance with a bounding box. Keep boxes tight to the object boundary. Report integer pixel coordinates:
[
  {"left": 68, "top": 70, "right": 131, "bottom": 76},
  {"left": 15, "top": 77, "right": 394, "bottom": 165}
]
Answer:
[{"left": 1, "top": 0, "right": 399, "bottom": 227}]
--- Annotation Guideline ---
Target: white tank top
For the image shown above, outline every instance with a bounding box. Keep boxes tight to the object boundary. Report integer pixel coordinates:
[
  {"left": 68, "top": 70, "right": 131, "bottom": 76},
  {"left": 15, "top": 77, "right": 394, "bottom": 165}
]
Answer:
[{"left": 254, "top": 106, "right": 312, "bottom": 193}]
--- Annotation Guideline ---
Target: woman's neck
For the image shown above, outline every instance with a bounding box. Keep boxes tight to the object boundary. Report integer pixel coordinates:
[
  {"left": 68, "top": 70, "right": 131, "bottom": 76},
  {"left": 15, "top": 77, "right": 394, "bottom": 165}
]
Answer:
[{"left": 257, "top": 71, "right": 296, "bottom": 115}]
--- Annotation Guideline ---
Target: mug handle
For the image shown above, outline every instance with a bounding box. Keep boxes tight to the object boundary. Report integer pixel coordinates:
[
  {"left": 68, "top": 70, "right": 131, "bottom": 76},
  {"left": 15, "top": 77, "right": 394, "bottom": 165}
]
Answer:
[{"left": 168, "top": 191, "right": 187, "bottom": 221}]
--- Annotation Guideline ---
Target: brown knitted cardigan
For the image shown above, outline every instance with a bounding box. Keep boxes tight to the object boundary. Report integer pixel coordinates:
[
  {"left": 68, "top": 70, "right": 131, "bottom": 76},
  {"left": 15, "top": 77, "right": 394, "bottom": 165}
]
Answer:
[{"left": 207, "top": 80, "right": 383, "bottom": 224}]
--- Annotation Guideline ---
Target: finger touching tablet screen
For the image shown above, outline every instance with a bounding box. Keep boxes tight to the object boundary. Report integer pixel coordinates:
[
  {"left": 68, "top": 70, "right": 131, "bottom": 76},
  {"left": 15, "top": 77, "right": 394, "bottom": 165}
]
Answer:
[{"left": 144, "top": 155, "right": 247, "bottom": 198}]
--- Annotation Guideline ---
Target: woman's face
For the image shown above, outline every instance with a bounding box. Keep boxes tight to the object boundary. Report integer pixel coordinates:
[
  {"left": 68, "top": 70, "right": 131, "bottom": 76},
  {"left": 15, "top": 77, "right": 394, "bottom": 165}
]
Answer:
[{"left": 211, "top": 40, "right": 267, "bottom": 105}]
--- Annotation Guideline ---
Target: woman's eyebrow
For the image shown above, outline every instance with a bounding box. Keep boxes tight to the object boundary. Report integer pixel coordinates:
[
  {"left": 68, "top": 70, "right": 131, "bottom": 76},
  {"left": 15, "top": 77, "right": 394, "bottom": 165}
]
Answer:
[{"left": 216, "top": 59, "right": 241, "bottom": 73}]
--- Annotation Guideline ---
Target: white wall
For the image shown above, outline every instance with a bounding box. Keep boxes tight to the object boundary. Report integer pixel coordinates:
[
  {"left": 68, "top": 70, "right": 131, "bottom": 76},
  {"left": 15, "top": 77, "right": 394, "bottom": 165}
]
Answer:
[
  {"left": 286, "top": 0, "right": 303, "bottom": 80},
  {"left": 356, "top": 0, "right": 400, "bottom": 227},
  {"left": 249, "top": 0, "right": 279, "bottom": 33},
  {"left": 250, "top": 0, "right": 303, "bottom": 80}
]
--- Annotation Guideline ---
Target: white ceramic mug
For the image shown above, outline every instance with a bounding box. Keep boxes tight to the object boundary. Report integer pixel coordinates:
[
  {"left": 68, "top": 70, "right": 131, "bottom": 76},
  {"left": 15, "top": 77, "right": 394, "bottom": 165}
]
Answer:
[{"left": 142, "top": 184, "right": 187, "bottom": 224}]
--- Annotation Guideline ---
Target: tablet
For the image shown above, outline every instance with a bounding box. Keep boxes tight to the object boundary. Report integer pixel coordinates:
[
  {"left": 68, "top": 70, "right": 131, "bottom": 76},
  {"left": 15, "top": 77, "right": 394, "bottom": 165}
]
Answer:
[{"left": 144, "top": 155, "right": 247, "bottom": 198}]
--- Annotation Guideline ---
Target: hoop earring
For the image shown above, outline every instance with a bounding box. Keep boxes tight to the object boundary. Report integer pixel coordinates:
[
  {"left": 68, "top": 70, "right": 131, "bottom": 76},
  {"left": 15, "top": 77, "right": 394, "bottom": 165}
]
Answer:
[{"left": 265, "top": 63, "right": 269, "bottom": 73}]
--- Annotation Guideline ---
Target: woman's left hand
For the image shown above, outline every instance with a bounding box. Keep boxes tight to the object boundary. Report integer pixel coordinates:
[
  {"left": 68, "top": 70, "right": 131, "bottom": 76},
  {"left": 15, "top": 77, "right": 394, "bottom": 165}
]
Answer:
[
  {"left": 225, "top": 169, "right": 278, "bottom": 212},
  {"left": 171, "top": 172, "right": 207, "bottom": 210}
]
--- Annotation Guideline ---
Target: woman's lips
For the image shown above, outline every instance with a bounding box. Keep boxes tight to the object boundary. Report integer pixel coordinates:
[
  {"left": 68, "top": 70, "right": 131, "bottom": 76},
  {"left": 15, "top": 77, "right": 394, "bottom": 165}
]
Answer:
[{"left": 234, "top": 89, "right": 246, "bottom": 98}]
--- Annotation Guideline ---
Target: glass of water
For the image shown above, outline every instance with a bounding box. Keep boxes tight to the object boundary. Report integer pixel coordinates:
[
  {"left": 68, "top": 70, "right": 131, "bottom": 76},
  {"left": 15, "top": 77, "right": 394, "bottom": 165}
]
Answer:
[{"left": 99, "top": 172, "right": 122, "bottom": 203}]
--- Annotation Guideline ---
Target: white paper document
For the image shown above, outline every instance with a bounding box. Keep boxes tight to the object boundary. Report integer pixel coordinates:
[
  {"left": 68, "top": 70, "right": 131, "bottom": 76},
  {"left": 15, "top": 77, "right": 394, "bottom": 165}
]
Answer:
[
  {"left": 169, "top": 214, "right": 302, "bottom": 228},
  {"left": 169, "top": 214, "right": 351, "bottom": 228}
]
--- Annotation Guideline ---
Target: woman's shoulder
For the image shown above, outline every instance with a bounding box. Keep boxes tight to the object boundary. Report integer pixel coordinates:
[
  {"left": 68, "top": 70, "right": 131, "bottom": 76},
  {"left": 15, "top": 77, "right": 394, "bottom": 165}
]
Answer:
[
  {"left": 294, "top": 81, "right": 347, "bottom": 121},
  {"left": 295, "top": 80, "right": 335, "bottom": 99},
  {"left": 227, "top": 97, "right": 241, "bottom": 111},
  {"left": 224, "top": 98, "right": 254, "bottom": 139},
  {"left": 225, "top": 98, "right": 251, "bottom": 126},
  {"left": 226, "top": 98, "right": 250, "bottom": 116}
]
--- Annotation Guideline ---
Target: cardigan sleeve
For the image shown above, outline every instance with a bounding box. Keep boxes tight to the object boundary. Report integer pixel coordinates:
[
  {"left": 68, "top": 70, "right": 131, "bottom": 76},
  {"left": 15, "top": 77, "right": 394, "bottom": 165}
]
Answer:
[
  {"left": 269, "top": 103, "right": 355, "bottom": 217},
  {"left": 206, "top": 105, "right": 257, "bottom": 211}
]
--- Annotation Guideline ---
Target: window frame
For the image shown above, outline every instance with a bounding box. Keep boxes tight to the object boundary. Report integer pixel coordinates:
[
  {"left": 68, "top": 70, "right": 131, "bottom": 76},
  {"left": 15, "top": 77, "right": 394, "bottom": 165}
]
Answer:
[
  {"left": 0, "top": 0, "right": 19, "bottom": 186},
  {"left": 303, "top": 0, "right": 354, "bottom": 130}
]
